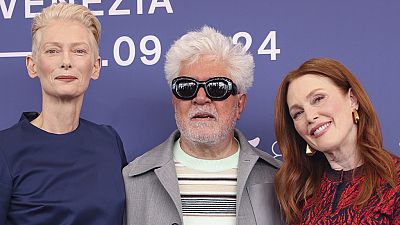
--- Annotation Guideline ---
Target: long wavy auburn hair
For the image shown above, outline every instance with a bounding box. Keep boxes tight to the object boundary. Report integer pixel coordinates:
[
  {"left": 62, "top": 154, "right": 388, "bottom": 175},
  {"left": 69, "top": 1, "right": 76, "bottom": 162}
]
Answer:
[{"left": 274, "top": 58, "right": 397, "bottom": 224}]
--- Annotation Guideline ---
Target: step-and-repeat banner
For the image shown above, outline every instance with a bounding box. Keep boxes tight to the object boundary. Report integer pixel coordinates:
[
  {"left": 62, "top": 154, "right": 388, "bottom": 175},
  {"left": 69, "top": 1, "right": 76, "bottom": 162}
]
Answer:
[{"left": 1, "top": 0, "right": 399, "bottom": 160}]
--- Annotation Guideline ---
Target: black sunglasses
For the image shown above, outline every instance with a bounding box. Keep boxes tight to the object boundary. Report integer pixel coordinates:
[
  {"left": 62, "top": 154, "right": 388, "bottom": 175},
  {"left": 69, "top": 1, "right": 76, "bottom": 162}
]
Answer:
[{"left": 171, "top": 76, "right": 239, "bottom": 100}]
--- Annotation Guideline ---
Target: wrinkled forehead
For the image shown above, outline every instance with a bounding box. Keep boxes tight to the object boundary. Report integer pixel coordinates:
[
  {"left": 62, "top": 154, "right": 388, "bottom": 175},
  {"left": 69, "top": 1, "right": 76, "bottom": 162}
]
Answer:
[
  {"left": 34, "top": 19, "right": 98, "bottom": 54},
  {"left": 286, "top": 74, "right": 342, "bottom": 106}
]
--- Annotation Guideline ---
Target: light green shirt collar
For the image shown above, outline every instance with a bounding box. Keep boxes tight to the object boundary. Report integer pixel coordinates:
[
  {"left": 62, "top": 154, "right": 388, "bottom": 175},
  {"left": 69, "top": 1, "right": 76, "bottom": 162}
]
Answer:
[{"left": 173, "top": 138, "right": 240, "bottom": 172}]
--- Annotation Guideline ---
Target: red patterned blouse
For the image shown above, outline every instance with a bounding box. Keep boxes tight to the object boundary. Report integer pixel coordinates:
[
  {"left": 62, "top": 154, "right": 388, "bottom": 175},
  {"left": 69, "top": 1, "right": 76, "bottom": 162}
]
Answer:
[{"left": 300, "top": 156, "right": 400, "bottom": 225}]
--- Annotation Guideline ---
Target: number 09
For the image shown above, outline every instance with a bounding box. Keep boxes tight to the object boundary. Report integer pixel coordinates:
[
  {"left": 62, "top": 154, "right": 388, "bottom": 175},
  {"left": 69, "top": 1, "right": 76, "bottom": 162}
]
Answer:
[{"left": 113, "top": 35, "right": 161, "bottom": 66}]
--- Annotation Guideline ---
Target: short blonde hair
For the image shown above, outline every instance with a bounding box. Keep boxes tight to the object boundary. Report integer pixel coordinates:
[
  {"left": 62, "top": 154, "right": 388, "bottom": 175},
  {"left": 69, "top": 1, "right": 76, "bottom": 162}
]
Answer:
[{"left": 31, "top": 3, "right": 101, "bottom": 58}]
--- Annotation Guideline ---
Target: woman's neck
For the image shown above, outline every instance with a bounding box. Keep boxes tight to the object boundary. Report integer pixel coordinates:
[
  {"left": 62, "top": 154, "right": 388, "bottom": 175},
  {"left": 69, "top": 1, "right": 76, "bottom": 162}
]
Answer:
[
  {"left": 323, "top": 146, "right": 363, "bottom": 171},
  {"left": 31, "top": 95, "right": 83, "bottom": 134}
]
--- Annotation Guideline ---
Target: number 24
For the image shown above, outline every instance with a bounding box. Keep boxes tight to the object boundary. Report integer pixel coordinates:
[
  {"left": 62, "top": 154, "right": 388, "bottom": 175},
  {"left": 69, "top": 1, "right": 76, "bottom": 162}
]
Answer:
[{"left": 232, "top": 31, "right": 280, "bottom": 61}]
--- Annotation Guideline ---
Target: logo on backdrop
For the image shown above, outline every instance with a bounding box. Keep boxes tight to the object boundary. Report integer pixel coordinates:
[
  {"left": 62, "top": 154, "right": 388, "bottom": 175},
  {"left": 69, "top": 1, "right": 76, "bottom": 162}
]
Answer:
[
  {"left": 248, "top": 137, "right": 282, "bottom": 159},
  {"left": 0, "top": 1, "right": 281, "bottom": 66},
  {"left": 1, "top": 0, "right": 174, "bottom": 19}
]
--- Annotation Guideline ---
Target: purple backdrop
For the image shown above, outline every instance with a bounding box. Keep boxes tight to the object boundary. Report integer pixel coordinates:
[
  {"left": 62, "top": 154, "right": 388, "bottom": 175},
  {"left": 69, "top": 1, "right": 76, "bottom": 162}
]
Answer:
[{"left": 1, "top": 0, "right": 399, "bottom": 161}]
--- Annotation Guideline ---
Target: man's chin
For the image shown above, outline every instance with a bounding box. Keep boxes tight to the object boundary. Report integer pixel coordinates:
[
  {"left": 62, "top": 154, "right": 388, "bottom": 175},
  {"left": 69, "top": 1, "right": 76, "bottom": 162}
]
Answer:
[
  {"left": 188, "top": 137, "right": 219, "bottom": 145},
  {"left": 187, "top": 121, "right": 216, "bottom": 128},
  {"left": 183, "top": 128, "right": 234, "bottom": 145},
  {"left": 181, "top": 130, "right": 219, "bottom": 144}
]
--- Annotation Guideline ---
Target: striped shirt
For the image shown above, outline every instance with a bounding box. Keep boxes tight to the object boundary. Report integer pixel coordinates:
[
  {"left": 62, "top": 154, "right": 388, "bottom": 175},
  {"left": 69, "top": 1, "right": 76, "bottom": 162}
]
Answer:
[{"left": 173, "top": 139, "right": 239, "bottom": 225}]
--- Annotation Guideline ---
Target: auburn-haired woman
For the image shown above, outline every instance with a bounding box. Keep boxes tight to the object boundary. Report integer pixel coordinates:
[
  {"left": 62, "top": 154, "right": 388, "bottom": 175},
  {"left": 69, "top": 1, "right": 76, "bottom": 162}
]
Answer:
[{"left": 274, "top": 57, "right": 399, "bottom": 224}]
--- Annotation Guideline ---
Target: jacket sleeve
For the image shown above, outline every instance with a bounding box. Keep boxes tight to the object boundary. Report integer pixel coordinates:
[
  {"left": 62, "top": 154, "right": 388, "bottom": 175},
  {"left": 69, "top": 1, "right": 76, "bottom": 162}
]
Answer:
[
  {"left": 0, "top": 149, "right": 12, "bottom": 223},
  {"left": 115, "top": 131, "right": 127, "bottom": 167},
  {"left": 106, "top": 125, "right": 128, "bottom": 168},
  {"left": 391, "top": 169, "right": 400, "bottom": 223}
]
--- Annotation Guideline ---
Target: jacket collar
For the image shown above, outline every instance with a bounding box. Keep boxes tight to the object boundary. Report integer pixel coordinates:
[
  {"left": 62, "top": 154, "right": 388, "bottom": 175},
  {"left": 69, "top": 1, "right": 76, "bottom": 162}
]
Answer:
[
  {"left": 236, "top": 130, "right": 281, "bottom": 168},
  {"left": 20, "top": 112, "right": 39, "bottom": 122},
  {"left": 127, "top": 130, "right": 179, "bottom": 176}
]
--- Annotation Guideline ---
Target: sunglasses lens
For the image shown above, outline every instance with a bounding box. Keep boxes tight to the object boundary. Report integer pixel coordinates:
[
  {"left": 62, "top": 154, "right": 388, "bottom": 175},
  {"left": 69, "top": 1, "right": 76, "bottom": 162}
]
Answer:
[
  {"left": 206, "top": 81, "right": 229, "bottom": 99},
  {"left": 172, "top": 77, "right": 237, "bottom": 100},
  {"left": 175, "top": 80, "right": 197, "bottom": 99}
]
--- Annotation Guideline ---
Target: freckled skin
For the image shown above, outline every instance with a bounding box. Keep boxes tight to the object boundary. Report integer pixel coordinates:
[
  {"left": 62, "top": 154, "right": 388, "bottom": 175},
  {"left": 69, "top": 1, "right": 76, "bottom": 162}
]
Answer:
[{"left": 286, "top": 74, "right": 358, "bottom": 155}]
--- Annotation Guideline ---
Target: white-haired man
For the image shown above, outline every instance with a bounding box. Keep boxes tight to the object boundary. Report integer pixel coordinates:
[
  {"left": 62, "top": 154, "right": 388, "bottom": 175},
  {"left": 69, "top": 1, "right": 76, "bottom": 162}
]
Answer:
[{"left": 123, "top": 26, "right": 283, "bottom": 225}]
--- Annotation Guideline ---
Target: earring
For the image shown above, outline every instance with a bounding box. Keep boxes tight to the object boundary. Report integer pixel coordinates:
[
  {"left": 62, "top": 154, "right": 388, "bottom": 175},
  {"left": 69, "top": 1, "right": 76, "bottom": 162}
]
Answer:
[
  {"left": 352, "top": 110, "right": 359, "bottom": 124},
  {"left": 306, "top": 144, "right": 316, "bottom": 156}
]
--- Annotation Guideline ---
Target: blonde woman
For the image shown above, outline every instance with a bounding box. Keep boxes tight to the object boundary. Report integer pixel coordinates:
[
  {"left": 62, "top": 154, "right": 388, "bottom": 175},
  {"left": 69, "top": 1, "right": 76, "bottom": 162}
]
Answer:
[{"left": 0, "top": 3, "right": 126, "bottom": 224}]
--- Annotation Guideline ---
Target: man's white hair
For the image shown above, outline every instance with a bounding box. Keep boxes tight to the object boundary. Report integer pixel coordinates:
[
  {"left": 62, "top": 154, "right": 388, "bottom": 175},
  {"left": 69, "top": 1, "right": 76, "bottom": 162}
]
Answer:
[{"left": 164, "top": 25, "right": 254, "bottom": 93}]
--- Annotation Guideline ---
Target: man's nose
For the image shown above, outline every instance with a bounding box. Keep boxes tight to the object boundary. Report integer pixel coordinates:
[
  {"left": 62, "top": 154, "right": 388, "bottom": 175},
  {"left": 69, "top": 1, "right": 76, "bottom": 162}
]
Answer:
[{"left": 192, "top": 87, "right": 211, "bottom": 104}]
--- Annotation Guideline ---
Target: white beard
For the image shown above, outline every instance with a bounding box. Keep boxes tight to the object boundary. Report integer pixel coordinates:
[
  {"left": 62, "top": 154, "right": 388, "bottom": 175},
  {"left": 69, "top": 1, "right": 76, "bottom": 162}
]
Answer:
[{"left": 175, "top": 104, "right": 237, "bottom": 145}]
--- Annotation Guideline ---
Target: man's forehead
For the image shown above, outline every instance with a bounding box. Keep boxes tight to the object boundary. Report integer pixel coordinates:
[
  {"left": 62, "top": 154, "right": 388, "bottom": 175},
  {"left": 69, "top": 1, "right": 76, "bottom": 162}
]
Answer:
[
  {"left": 178, "top": 74, "right": 233, "bottom": 81},
  {"left": 179, "top": 62, "right": 231, "bottom": 81}
]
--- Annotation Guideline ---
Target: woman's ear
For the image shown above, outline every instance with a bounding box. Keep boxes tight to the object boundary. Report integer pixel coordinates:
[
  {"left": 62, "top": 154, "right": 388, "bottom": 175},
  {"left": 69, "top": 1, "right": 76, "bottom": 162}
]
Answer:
[
  {"left": 26, "top": 55, "right": 38, "bottom": 78},
  {"left": 91, "top": 57, "right": 101, "bottom": 80},
  {"left": 348, "top": 88, "right": 359, "bottom": 110}
]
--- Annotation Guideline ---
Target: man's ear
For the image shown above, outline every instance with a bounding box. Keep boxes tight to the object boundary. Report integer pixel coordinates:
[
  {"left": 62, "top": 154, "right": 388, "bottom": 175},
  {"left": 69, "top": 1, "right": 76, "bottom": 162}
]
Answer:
[
  {"left": 236, "top": 93, "right": 247, "bottom": 120},
  {"left": 91, "top": 57, "right": 101, "bottom": 80},
  {"left": 348, "top": 88, "right": 359, "bottom": 110},
  {"left": 26, "top": 55, "right": 38, "bottom": 78}
]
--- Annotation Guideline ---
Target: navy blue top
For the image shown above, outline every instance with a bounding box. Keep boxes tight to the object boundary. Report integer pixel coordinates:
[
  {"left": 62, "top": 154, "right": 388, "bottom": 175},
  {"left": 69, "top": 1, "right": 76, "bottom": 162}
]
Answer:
[{"left": 0, "top": 112, "right": 127, "bottom": 225}]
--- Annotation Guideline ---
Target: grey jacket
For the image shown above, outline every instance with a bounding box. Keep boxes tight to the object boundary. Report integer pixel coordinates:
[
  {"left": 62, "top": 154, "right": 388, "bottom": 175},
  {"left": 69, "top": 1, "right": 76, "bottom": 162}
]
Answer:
[{"left": 123, "top": 129, "right": 283, "bottom": 225}]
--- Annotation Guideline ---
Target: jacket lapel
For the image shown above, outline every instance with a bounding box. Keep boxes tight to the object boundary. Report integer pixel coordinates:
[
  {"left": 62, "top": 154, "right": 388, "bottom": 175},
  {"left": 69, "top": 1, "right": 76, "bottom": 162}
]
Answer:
[
  {"left": 235, "top": 130, "right": 260, "bottom": 215},
  {"left": 127, "top": 131, "right": 183, "bottom": 220},
  {"left": 154, "top": 159, "right": 183, "bottom": 219}
]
